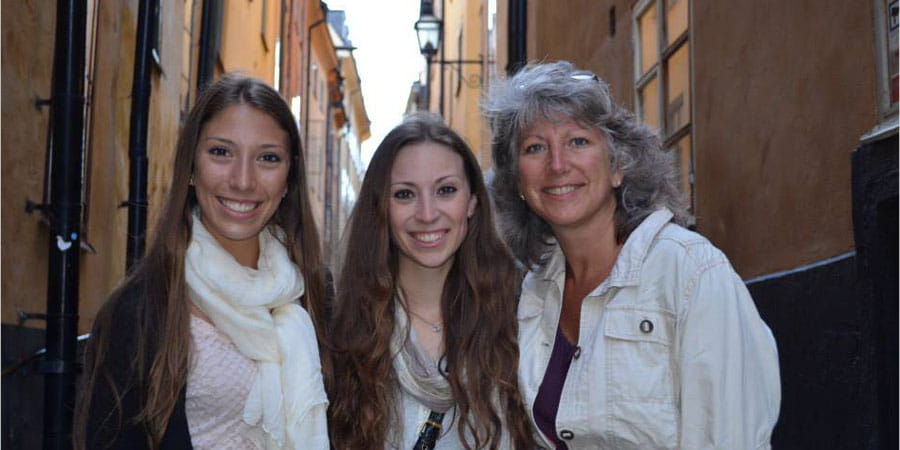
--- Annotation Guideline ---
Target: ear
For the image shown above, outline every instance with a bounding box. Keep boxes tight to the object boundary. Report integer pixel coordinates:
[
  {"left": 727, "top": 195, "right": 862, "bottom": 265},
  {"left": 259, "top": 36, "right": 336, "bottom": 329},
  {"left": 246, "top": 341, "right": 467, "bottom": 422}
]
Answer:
[
  {"left": 467, "top": 194, "right": 478, "bottom": 218},
  {"left": 612, "top": 170, "right": 624, "bottom": 188}
]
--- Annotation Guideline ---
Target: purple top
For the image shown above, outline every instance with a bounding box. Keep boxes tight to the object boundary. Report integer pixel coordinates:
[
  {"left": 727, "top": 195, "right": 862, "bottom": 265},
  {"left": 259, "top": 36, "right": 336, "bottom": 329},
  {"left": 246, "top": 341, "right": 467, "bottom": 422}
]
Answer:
[{"left": 533, "top": 326, "right": 578, "bottom": 449}]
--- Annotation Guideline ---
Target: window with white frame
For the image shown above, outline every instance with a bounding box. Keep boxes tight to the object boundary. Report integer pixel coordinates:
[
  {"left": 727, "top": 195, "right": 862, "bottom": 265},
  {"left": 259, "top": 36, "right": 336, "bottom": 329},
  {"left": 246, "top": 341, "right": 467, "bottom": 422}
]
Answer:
[{"left": 634, "top": 0, "right": 693, "bottom": 211}]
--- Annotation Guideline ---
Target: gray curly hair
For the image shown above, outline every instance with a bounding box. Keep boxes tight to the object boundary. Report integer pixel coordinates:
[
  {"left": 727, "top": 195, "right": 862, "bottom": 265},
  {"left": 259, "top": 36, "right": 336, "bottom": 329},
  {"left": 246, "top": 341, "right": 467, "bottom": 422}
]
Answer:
[{"left": 483, "top": 61, "right": 690, "bottom": 267}]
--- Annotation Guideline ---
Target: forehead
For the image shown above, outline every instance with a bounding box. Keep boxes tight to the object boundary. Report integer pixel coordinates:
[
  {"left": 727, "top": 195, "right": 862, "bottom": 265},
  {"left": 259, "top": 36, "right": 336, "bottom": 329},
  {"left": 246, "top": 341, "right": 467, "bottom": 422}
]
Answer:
[
  {"left": 201, "top": 103, "right": 287, "bottom": 142},
  {"left": 521, "top": 114, "right": 600, "bottom": 138},
  {"left": 390, "top": 141, "right": 467, "bottom": 183}
]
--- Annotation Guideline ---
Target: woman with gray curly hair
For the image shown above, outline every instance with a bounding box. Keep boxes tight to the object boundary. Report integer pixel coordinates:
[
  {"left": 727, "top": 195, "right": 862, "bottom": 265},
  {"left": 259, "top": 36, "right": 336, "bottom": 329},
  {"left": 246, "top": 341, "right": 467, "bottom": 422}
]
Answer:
[{"left": 484, "top": 61, "right": 780, "bottom": 449}]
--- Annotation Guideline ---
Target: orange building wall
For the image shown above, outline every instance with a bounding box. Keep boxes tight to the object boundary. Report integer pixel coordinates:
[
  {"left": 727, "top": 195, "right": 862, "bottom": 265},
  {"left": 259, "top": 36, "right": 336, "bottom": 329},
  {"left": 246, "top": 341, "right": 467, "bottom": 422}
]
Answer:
[
  {"left": 527, "top": 0, "right": 635, "bottom": 109},
  {"left": 691, "top": 0, "right": 877, "bottom": 277},
  {"left": 220, "top": 0, "right": 279, "bottom": 83}
]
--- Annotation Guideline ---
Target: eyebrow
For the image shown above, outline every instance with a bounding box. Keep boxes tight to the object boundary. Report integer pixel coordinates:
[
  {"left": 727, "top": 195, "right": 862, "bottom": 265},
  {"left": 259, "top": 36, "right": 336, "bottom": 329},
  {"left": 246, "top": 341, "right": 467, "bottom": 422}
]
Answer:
[
  {"left": 203, "top": 136, "right": 286, "bottom": 150},
  {"left": 390, "top": 174, "right": 464, "bottom": 187}
]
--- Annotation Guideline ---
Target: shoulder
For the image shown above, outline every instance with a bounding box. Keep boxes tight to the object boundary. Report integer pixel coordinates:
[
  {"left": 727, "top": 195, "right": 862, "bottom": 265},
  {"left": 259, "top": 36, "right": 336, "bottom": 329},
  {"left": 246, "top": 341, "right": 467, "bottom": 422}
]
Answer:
[{"left": 647, "top": 223, "right": 730, "bottom": 274}]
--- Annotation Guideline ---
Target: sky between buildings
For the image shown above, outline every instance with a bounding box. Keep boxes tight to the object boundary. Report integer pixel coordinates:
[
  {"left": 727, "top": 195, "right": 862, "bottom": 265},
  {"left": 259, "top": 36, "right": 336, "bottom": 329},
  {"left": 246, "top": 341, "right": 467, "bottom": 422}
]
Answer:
[{"left": 329, "top": 0, "right": 424, "bottom": 166}]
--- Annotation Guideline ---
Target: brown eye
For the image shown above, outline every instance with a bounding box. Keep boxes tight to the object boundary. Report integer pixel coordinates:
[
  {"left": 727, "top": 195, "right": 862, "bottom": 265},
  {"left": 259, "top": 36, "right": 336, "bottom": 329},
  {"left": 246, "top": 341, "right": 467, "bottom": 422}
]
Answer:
[
  {"left": 208, "top": 146, "right": 229, "bottom": 156},
  {"left": 259, "top": 153, "right": 283, "bottom": 163},
  {"left": 393, "top": 189, "right": 414, "bottom": 200}
]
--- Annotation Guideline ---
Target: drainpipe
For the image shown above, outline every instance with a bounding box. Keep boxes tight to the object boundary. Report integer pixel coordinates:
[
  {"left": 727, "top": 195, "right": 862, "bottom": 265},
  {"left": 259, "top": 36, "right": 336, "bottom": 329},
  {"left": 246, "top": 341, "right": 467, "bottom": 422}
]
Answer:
[
  {"left": 507, "top": 0, "right": 527, "bottom": 75},
  {"left": 323, "top": 94, "right": 334, "bottom": 260},
  {"left": 43, "top": 0, "right": 87, "bottom": 448},
  {"left": 439, "top": 0, "right": 445, "bottom": 116},
  {"left": 125, "top": 0, "right": 158, "bottom": 271},
  {"left": 198, "top": 0, "right": 222, "bottom": 91}
]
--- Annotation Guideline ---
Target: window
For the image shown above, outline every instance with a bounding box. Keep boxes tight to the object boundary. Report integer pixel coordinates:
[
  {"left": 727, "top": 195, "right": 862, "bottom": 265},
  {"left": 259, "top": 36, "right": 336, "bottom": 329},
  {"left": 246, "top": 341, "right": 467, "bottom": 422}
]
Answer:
[
  {"left": 874, "top": 0, "right": 899, "bottom": 120},
  {"left": 634, "top": 0, "right": 693, "bottom": 211}
]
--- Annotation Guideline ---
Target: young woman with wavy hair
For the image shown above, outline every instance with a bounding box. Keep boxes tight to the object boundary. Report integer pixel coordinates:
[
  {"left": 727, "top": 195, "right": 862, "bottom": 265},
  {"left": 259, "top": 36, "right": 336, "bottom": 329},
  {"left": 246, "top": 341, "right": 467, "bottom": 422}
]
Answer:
[
  {"left": 75, "top": 75, "right": 330, "bottom": 449},
  {"left": 325, "top": 113, "right": 535, "bottom": 449}
]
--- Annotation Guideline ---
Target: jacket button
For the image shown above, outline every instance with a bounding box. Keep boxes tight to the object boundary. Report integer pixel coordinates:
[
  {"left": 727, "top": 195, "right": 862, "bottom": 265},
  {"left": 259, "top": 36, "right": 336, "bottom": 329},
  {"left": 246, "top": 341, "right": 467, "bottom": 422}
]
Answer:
[
  {"left": 559, "top": 429, "right": 574, "bottom": 440},
  {"left": 639, "top": 319, "right": 654, "bottom": 334},
  {"left": 573, "top": 346, "right": 582, "bottom": 360}
]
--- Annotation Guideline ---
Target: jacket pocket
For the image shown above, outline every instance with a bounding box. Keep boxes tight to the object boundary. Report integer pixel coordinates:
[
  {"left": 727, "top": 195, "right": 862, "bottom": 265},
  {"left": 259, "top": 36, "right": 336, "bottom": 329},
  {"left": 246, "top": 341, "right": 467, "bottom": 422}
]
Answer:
[{"left": 604, "top": 307, "right": 678, "bottom": 448}]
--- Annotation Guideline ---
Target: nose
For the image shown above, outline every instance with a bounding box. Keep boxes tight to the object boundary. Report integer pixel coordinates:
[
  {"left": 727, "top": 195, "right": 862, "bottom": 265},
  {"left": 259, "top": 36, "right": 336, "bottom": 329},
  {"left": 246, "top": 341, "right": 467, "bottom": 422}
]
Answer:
[
  {"left": 229, "top": 157, "right": 256, "bottom": 191},
  {"left": 415, "top": 194, "right": 439, "bottom": 223},
  {"left": 548, "top": 145, "right": 569, "bottom": 174}
]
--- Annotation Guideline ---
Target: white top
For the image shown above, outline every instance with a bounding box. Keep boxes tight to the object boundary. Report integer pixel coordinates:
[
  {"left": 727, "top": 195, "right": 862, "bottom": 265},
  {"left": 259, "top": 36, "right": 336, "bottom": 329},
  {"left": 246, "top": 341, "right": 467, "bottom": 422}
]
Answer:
[
  {"left": 186, "top": 315, "right": 266, "bottom": 450},
  {"left": 518, "top": 209, "right": 781, "bottom": 449}
]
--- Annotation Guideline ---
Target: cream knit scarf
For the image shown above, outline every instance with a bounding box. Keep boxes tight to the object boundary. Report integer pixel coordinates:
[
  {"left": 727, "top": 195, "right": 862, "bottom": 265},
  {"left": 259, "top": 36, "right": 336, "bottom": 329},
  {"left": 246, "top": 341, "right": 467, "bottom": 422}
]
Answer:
[{"left": 184, "top": 214, "right": 328, "bottom": 449}]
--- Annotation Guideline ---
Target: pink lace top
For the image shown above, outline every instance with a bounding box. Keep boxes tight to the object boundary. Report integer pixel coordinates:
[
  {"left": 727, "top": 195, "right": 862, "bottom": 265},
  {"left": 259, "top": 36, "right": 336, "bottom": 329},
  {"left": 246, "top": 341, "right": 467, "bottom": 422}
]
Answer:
[{"left": 186, "top": 315, "right": 264, "bottom": 450}]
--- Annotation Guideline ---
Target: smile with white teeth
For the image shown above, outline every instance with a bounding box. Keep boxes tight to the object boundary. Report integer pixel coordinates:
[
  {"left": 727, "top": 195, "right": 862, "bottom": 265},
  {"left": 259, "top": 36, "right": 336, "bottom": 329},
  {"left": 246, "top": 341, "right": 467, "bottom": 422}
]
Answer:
[
  {"left": 411, "top": 231, "right": 446, "bottom": 243},
  {"left": 220, "top": 198, "right": 259, "bottom": 213},
  {"left": 544, "top": 185, "right": 577, "bottom": 195}
]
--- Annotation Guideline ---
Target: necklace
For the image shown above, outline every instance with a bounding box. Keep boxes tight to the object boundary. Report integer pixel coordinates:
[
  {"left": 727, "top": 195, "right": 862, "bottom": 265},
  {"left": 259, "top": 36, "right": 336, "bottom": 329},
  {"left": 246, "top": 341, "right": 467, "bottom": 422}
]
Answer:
[{"left": 408, "top": 309, "right": 443, "bottom": 333}]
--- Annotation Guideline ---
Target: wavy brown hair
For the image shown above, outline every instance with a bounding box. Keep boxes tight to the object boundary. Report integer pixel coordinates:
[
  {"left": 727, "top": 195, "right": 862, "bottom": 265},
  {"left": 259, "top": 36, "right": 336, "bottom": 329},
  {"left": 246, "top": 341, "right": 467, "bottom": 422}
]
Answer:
[
  {"left": 325, "top": 113, "right": 535, "bottom": 449},
  {"left": 75, "top": 75, "right": 327, "bottom": 449}
]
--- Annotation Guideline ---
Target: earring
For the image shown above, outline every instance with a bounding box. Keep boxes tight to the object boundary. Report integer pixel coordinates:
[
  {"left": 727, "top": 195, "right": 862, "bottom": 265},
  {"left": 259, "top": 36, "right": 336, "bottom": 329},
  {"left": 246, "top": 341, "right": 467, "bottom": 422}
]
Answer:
[
  {"left": 519, "top": 193, "right": 525, "bottom": 201},
  {"left": 189, "top": 175, "right": 194, "bottom": 186},
  {"left": 282, "top": 189, "right": 288, "bottom": 199}
]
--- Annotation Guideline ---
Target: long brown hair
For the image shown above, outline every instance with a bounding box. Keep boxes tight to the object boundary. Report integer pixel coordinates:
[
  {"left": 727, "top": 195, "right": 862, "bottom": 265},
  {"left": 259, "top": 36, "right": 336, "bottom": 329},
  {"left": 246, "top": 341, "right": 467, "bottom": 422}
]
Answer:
[
  {"left": 325, "top": 113, "right": 535, "bottom": 449},
  {"left": 75, "top": 75, "right": 327, "bottom": 448}
]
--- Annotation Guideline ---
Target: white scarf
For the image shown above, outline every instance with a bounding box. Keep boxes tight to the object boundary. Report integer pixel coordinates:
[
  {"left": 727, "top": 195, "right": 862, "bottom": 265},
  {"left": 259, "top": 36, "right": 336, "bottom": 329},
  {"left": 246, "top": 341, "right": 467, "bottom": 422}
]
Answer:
[{"left": 184, "top": 215, "right": 328, "bottom": 449}]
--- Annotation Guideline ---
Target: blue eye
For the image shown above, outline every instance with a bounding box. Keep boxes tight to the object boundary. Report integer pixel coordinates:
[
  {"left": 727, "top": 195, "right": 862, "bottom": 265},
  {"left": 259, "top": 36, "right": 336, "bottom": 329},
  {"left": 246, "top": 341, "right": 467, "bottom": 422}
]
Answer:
[
  {"left": 571, "top": 137, "right": 589, "bottom": 146},
  {"left": 393, "top": 189, "right": 414, "bottom": 200},
  {"left": 522, "top": 143, "right": 544, "bottom": 154},
  {"left": 437, "top": 185, "right": 458, "bottom": 196}
]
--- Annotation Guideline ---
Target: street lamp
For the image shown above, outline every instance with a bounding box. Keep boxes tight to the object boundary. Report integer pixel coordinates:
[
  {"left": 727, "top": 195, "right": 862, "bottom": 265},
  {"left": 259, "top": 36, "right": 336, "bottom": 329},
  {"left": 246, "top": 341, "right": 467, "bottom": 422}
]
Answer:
[
  {"left": 414, "top": 0, "right": 484, "bottom": 116},
  {"left": 415, "top": 0, "right": 441, "bottom": 110}
]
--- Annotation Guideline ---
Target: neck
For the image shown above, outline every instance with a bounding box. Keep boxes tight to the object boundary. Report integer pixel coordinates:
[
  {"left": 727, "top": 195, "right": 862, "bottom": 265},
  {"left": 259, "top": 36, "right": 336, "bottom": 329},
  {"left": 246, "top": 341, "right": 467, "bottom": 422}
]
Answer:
[
  {"left": 397, "top": 258, "right": 450, "bottom": 314},
  {"left": 553, "top": 208, "right": 621, "bottom": 285}
]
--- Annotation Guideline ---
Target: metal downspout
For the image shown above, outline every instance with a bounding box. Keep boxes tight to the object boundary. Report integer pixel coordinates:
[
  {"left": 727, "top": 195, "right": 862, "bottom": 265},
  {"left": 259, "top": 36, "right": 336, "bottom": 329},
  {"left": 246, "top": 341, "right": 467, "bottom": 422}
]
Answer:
[
  {"left": 125, "top": 0, "right": 158, "bottom": 271},
  {"left": 197, "top": 0, "right": 222, "bottom": 91},
  {"left": 43, "top": 0, "right": 87, "bottom": 448},
  {"left": 323, "top": 93, "right": 333, "bottom": 260},
  {"left": 439, "top": 0, "right": 445, "bottom": 116},
  {"left": 507, "top": 0, "right": 527, "bottom": 75}
]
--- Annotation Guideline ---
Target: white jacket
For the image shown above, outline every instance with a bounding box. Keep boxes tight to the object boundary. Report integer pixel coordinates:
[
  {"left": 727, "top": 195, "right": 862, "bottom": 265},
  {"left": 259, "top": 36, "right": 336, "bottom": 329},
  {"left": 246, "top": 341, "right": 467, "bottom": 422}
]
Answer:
[{"left": 518, "top": 209, "right": 781, "bottom": 450}]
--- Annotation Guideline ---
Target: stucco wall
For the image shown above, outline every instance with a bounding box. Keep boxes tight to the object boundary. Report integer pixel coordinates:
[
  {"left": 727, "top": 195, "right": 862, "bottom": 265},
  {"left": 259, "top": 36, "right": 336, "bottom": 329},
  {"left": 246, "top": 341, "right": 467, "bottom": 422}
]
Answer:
[
  {"left": 443, "top": 0, "right": 489, "bottom": 166},
  {"left": 528, "top": 0, "right": 635, "bottom": 109},
  {"left": 3, "top": 0, "right": 196, "bottom": 333},
  {"left": 1, "top": 0, "right": 56, "bottom": 327},
  {"left": 692, "top": 0, "right": 877, "bottom": 277},
  {"left": 220, "top": 0, "right": 278, "bottom": 83}
]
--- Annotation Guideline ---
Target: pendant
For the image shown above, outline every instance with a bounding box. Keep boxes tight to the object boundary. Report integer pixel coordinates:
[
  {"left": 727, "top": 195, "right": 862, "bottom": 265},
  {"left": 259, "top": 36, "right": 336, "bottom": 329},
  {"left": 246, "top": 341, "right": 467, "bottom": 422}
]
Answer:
[{"left": 431, "top": 324, "right": 442, "bottom": 333}]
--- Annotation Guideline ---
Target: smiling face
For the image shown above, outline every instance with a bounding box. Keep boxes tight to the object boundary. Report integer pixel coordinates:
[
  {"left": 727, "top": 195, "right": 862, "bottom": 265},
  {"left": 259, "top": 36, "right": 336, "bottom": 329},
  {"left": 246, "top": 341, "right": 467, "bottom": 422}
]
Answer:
[
  {"left": 389, "top": 141, "right": 477, "bottom": 276},
  {"left": 193, "top": 103, "right": 290, "bottom": 267},
  {"left": 517, "top": 116, "right": 623, "bottom": 235}
]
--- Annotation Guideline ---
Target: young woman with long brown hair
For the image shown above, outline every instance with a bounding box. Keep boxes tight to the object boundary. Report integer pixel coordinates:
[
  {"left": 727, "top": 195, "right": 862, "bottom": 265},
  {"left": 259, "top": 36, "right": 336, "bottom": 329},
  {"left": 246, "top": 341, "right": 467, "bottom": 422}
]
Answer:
[
  {"left": 76, "top": 75, "right": 330, "bottom": 449},
  {"left": 325, "top": 113, "right": 535, "bottom": 449}
]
